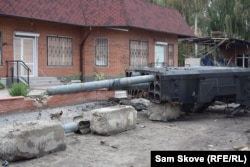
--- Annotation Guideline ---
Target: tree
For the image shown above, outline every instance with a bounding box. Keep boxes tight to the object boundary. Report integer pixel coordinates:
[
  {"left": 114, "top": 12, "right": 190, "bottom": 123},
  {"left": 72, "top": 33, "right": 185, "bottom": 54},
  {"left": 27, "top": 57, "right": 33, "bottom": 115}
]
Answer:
[
  {"left": 147, "top": 0, "right": 250, "bottom": 66},
  {"left": 147, "top": 0, "right": 210, "bottom": 36},
  {"left": 206, "top": 0, "right": 250, "bottom": 39},
  {"left": 233, "top": 0, "right": 250, "bottom": 39},
  {"left": 147, "top": 0, "right": 250, "bottom": 40},
  {"left": 207, "top": 0, "right": 235, "bottom": 37}
]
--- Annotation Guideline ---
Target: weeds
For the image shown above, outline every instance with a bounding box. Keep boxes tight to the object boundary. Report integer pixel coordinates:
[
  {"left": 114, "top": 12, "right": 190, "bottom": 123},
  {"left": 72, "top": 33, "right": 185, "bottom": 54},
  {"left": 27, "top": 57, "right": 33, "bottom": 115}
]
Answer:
[{"left": 8, "top": 83, "right": 29, "bottom": 96}]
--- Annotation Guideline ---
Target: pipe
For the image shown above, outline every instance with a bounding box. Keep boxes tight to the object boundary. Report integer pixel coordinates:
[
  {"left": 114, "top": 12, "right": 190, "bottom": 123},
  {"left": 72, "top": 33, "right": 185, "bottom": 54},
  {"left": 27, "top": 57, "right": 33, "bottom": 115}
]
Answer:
[
  {"left": 63, "top": 121, "right": 91, "bottom": 134},
  {"left": 47, "top": 75, "right": 154, "bottom": 95},
  {"left": 80, "top": 27, "right": 92, "bottom": 82},
  {"left": 63, "top": 122, "right": 78, "bottom": 133},
  {"left": 108, "top": 83, "right": 149, "bottom": 91}
]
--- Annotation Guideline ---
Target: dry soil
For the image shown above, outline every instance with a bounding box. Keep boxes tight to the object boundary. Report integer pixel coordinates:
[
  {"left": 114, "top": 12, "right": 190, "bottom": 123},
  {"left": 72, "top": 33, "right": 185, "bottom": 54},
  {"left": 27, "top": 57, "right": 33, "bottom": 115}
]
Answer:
[{"left": 0, "top": 101, "right": 250, "bottom": 167}]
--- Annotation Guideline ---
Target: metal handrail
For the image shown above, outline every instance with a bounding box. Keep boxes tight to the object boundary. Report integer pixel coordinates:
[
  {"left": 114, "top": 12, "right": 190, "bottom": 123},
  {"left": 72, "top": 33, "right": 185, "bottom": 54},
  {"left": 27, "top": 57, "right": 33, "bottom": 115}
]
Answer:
[{"left": 6, "top": 60, "right": 31, "bottom": 86}]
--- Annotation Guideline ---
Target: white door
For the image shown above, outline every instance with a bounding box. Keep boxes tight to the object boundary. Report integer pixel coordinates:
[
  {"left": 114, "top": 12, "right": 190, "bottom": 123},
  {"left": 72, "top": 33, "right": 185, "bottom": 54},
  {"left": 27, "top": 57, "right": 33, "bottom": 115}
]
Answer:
[
  {"left": 154, "top": 45, "right": 166, "bottom": 67},
  {"left": 14, "top": 35, "right": 38, "bottom": 77}
]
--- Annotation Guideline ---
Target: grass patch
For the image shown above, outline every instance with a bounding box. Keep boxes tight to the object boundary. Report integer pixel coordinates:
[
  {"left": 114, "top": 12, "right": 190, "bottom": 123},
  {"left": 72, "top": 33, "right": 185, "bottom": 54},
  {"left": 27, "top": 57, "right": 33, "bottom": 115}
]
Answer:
[
  {"left": 8, "top": 83, "right": 30, "bottom": 97},
  {"left": 0, "top": 82, "right": 5, "bottom": 90}
]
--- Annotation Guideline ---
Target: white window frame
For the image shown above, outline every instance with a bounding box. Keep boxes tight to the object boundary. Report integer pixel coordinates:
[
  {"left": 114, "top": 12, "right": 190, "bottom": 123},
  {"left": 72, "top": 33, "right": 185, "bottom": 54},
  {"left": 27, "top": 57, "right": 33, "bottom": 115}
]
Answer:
[{"left": 13, "top": 31, "right": 40, "bottom": 77}]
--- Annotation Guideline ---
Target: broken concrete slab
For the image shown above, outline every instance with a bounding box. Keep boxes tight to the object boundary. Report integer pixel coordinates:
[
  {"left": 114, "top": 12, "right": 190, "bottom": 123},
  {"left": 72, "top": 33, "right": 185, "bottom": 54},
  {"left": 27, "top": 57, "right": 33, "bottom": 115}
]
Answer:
[
  {"left": 0, "top": 120, "right": 66, "bottom": 162},
  {"left": 119, "top": 98, "right": 151, "bottom": 111},
  {"left": 90, "top": 105, "right": 137, "bottom": 135},
  {"left": 147, "top": 103, "right": 182, "bottom": 121},
  {"left": 130, "top": 98, "right": 151, "bottom": 111},
  {"left": 130, "top": 98, "right": 150, "bottom": 107}
]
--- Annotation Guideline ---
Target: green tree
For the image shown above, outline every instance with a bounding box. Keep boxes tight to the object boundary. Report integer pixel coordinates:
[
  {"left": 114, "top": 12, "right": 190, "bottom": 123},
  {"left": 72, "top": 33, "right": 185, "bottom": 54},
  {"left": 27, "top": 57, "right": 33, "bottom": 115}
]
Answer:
[
  {"left": 207, "top": 0, "right": 250, "bottom": 39},
  {"left": 147, "top": 0, "right": 210, "bottom": 36},
  {"left": 147, "top": 0, "right": 210, "bottom": 64},
  {"left": 147, "top": 0, "right": 250, "bottom": 65},
  {"left": 148, "top": 0, "right": 250, "bottom": 39},
  {"left": 233, "top": 0, "right": 250, "bottom": 39},
  {"left": 207, "top": 0, "right": 235, "bottom": 36}
]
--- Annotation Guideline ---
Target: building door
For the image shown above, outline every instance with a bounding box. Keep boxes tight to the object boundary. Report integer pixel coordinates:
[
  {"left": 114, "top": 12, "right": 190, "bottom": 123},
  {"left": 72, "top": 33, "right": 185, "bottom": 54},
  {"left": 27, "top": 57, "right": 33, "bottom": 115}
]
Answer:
[
  {"left": 154, "top": 44, "right": 166, "bottom": 67},
  {"left": 14, "top": 32, "right": 39, "bottom": 77}
]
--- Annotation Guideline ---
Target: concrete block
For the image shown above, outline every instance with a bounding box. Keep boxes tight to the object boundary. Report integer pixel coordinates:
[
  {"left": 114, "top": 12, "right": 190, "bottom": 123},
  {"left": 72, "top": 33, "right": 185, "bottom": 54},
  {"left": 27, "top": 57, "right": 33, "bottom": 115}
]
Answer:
[
  {"left": 114, "top": 91, "right": 127, "bottom": 98},
  {"left": 147, "top": 103, "right": 182, "bottom": 121},
  {"left": 130, "top": 98, "right": 150, "bottom": 107},
  {"left": 130, "top": 98, "right": 151, "bottom": 111},
  {"left": 0, "top": 121, "right": 66, "bottom": 161},
  {"left": 90, "top": 105, "right": 137, "bottom": 135},
  {"left": 119, "top": 98, "right": 151, "bottom": 111}
]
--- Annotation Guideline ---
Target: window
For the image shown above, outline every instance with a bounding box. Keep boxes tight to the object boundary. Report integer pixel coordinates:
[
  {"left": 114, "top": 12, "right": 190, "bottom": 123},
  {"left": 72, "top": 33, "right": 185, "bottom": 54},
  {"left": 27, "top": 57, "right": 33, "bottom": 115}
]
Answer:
[
  {"left": 237, "top": 54, "right": 250, "bottom": 68},
  {"left": 47, "top": 36, "right": 73, "bottom": 66},
  {"left": 0, "top": 31, "right": 2, "bottom": 66},
  {"left": 130, "top": 40, "right": 148, "bottom": 66},
  {"left": 168, "top": 44, "right": 174, "bottom": 67},
  {"left": 95, "top": 38, "right": 108, "bottom": 67}
]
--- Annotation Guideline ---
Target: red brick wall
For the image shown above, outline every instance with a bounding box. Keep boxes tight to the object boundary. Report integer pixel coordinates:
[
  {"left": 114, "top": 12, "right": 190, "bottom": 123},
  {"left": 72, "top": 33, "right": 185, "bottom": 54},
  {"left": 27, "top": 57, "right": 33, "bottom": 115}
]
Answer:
[
  {"left": 0, "top": 16, "right": 82, "bottom": 77},
  {"left": 46, "top": 89, "right": 114, "bottom": 108},
  {"left": 0, "top": 16, "right": 179, "bottom": 79},
  {"left": 0, "top": 96, "right": 35, "bottom": 113},
  {"left": 0, "top": 90, "right": 115, "bottom": 113},
  {"left": 84, "top": 27, "right": 179, "bottom": 77}
]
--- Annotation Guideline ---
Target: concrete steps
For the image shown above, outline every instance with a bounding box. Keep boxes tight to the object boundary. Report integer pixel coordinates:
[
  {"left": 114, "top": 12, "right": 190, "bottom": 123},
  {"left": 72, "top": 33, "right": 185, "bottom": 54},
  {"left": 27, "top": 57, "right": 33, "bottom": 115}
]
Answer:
[{"left": 29, "top": 77, "right": 63, "bottom": 88}]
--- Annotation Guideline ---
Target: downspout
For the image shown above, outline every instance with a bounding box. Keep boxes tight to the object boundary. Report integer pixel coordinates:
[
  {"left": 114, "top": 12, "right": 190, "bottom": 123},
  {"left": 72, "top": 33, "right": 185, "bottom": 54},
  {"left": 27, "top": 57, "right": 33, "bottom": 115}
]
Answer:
[{"left": 80, "top": 27, "right": 92, "bottom": 82}]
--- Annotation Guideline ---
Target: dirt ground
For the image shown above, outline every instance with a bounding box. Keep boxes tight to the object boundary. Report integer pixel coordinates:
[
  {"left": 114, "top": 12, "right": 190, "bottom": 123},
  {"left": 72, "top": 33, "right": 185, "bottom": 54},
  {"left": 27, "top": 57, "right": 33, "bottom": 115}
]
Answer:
[{"left": 1, "top": 100, "right": 250, "bottom": 167}]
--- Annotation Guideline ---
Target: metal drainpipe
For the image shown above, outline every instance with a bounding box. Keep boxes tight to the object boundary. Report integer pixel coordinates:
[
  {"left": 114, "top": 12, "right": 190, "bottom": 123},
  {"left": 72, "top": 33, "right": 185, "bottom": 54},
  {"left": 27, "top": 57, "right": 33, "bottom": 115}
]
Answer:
[
  {"left": 80, "top": 27, "right": 92, "bottom": 82},
  {"left": 63, "top": 122, "right": 78, "bottom": 133}
]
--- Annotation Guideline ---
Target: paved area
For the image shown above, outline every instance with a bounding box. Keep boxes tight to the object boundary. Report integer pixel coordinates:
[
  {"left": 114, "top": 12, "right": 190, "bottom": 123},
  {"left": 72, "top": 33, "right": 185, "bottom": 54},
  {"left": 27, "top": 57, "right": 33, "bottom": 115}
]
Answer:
[
  {"left": 0, "top": 87, "right": 48, "bottom": 98},
  {"left": 0, "top": 88, "right": 10, "bottom": 97}
]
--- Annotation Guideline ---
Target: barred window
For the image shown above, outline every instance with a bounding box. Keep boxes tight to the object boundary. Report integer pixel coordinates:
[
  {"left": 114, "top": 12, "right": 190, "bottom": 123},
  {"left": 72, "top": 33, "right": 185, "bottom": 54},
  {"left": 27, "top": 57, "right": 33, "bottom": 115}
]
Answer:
[
  {"left": 95, "top": 38, "right": 108, "bottom": 67},
  {"left": 168, "top": 44, "right": 174, "bottom": 67},
  {"left": 130, "top": 40, "right": 148, "bottom": 66},
  {"left": 47, "top": 36, "right": 73, "bottom": 66},
  {"left": 0, "top": 31, "right": 2, "bottom": 66}
]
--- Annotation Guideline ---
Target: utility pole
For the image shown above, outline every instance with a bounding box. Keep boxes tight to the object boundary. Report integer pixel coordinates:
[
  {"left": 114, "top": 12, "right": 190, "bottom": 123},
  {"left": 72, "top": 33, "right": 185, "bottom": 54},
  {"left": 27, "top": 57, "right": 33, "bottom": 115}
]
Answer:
[{"left": 194, "top": 0, "right": 198, "bottom": 57}]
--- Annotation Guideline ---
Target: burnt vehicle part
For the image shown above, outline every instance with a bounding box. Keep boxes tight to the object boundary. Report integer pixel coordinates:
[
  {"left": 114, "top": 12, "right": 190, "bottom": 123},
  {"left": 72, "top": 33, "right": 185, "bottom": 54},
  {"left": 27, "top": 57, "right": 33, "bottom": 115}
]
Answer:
[
  {"left": 126, "top": 66, "right": 250, "bottom": 115},
  {"left": 47, "top": 66, "right": 250, "bottom": 116}
]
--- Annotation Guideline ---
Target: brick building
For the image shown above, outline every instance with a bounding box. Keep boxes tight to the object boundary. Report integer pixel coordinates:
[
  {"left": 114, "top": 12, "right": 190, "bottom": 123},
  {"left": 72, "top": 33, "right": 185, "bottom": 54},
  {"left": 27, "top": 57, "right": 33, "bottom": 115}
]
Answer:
[{"left": 0, "top": 0, "right": 194, "bottom": 84}]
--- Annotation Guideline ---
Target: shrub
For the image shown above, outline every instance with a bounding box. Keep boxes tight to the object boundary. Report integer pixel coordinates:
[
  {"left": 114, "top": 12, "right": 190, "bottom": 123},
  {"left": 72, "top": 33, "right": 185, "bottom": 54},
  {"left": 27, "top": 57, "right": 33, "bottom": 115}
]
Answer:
[
  {"left": 93, "top": 71, "right": 106, "bottom": 81},
  {"left": 8, "top": 83, "right": 29, "bottom": 97},
  {"left": 0, "top": 82, "right": 5, "bottom": 90}
]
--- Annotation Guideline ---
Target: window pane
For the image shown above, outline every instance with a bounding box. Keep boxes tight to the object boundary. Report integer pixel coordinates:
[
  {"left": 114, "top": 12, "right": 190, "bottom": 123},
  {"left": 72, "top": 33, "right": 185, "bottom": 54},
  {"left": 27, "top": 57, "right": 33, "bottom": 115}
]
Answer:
[
  {"left": 130, "top": 40, "right": 148, "bottom": 66},
  {"left": 14, "top": 38, "right": 21, "bottom": 60},
  {"left": 47, "top": 36, "right": 73, "bottom": 66},
  {"left": 23, "top": 39, "right": 33, "bottom": 63},
  {"left": 168, "top": 44, "right": 174, "bottom": 67},
  {"left": 95, "top": 38, "right": 108, "bottom": 67}
]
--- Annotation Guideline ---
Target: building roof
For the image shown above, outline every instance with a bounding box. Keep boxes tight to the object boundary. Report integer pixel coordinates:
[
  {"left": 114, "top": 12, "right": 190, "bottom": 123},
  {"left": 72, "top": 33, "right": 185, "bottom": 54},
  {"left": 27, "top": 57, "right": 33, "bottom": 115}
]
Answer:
[
  {"left": 0, "top": 0, "right": 194, "bottom": 37},
  {"left": 182, "top": 37, "right": 250, "bottom": 48}
]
